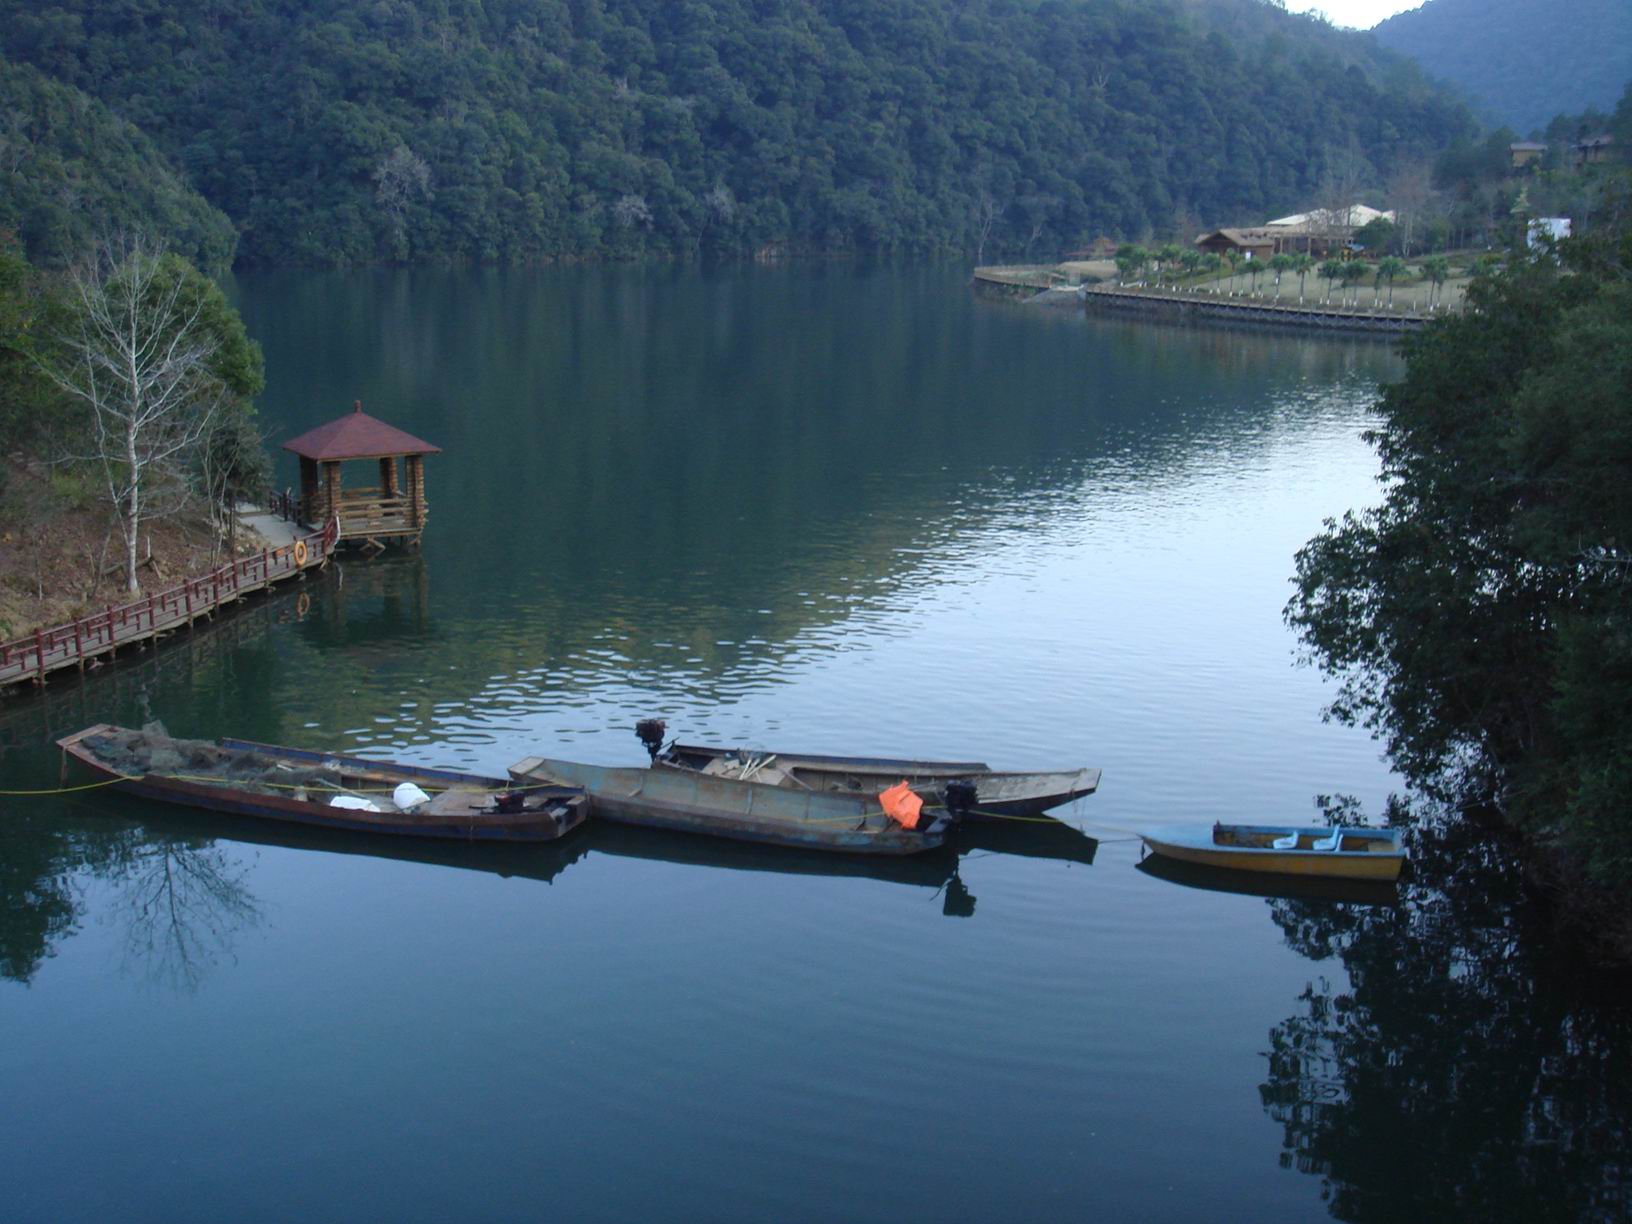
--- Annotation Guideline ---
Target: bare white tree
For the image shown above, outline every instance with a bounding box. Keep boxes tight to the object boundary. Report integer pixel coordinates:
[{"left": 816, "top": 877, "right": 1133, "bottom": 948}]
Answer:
[
  {"left": 1387, "top": 160, "right": 1436, "bottom": 257},
  {"left": 373, "top": 143, "right": 433, "bottom": 252},
  {"left": 974, "top": 191, "right": 1004, "bottom": 265},
  {"left": 612, "top": 193, "right": 653, "bottom": 228},
  {"left": 42, "top": 236, "right": 232, "bottom": 593},
  {"left": 703, "top": 183, "right": 736, "bottom": 224}
]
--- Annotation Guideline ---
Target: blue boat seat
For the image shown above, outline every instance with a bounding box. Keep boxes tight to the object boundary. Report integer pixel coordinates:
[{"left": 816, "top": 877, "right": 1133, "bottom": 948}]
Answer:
[
  {"left": 1313, "top": 828, "right": 1344, "bottom": 851},
  {"left": 1271, "top": 833, "right": 1299, "bottom": 850}
]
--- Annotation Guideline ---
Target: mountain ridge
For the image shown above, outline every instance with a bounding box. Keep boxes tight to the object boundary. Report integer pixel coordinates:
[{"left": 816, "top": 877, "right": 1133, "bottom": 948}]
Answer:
[
  {"left": 1373, "top": 0, "right": 1632, "bottom": 134},
  {"left": 1, "top": 0, "right": 1475, "bottom": 266}
]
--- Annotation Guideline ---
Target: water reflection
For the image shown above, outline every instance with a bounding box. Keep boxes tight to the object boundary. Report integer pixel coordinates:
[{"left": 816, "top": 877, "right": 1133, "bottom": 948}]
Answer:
[
  {"left": 1261, "top": 812, "right": 1632, "bottom": 1221},
  {"left": 0, "top": 578, "right": 310, "bottom": 750},
  {"left": 1, "top": 777, "right": 1100, "bottom": 985},
  {"left": 0, "top": 813, "right": 260, "bottom": 994},
  {"left": 1135, "top": 852, "right": 1400, "bottom": 907},
  {"left": 222, "top": 264, "right": 1402, "bottom": 751},
  {"left": 302, "top": 554, "right": 433, "bottom": 648},
  {"left": 107, "top": 835, "right": 260, "bottom": 992},
  {"left": 0, "top": 814, "right": 105, "bottom": 984}
]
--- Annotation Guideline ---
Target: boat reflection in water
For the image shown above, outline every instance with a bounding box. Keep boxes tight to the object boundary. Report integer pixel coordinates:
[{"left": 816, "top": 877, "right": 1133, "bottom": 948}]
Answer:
[
  {"left": 1135, "top": 850, "right": 1401, "bottom": 906},
  {"left": 70, "top": 787, "right": 1099, "bottom": 922}
]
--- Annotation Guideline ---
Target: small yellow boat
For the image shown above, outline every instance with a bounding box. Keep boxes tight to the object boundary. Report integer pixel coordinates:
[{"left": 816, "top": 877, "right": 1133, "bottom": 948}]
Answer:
[{"left": 1138, "top": 822, "right": 1407, "bottom": 881}]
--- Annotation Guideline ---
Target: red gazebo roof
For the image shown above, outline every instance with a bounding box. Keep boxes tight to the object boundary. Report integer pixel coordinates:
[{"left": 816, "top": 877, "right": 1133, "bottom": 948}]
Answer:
[{"left": 282, "top": 401, "right": 441, "bottom": 461}]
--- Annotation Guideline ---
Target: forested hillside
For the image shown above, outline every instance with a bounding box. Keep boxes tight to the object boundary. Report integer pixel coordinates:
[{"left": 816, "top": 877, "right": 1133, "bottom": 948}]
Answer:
[
  {"left": 1373, "top": 0, "right": 1632, "bottom": 135},
  {"left": 0, "top": 0, "right": 1473, "bottom": 266},
  {"left": 0, "top": 56, "right": 236, "bottom": 269}
]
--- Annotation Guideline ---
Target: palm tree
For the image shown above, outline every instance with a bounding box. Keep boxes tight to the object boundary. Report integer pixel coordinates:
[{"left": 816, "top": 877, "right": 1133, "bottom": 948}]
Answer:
[
  {"left": 1156, "top": 243, "right": 1182, "bottom": 287},
  {"left": 1376, "top": 256, "right": 1408, "bottom": 307},
  {"left": 1421, "top": 255, "right": 1450, "bottom": 309},
  {"left": 1291, "top": 253, "right": 1316, "bottom": 304},
  {"left": 1341, "top": 259, "right": 1369, "bottom": 306},
  {"left": 1319, "top": 258, "right": 1345, "bottom": 304},
  {"left": 1115, "top": 244, "right": 1148, "bottom": 286},
  {"left": 1370, "top": 254, "right": 1410, "bottom": 306},
  {"left": 1268, "top": 253, "right": 1295, "bottom": 301}
]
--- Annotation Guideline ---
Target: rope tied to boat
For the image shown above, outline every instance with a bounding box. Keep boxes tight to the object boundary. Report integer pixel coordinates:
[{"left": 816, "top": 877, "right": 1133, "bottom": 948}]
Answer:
[{"left": 0, "top": 774, "right": 142, "bottom": 796}]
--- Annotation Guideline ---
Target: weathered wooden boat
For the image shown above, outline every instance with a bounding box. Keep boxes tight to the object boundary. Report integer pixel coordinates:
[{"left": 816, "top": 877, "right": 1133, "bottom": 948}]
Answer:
[
  {"left": 636, "top": 722, "right": 1101, "bottom": 818},
  {"left": 507, "top": 755, "right": 949, "bottom": 855},
  {"left": 59, "top": 724, "right": 588, "bottom": 842},
  {"left": 1137, "top": 822, "right": 1407, "bottom": 881}
]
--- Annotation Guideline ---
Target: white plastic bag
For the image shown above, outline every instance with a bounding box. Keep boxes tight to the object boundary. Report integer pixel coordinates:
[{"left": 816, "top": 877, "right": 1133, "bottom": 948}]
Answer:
[{"left": 392, "top": 782, "right": 431, "bottom": 812}]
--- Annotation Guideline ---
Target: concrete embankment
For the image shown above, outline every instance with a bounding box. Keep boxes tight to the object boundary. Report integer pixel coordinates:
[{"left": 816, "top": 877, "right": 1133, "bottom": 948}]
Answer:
[
  {"left": 972, "top": 264, "right": 1103, "bottom": 306},
  {"left": 1082, "top": 285, "right": 1427, "bottom": 332},
  {"left": 974, "top": 264, "right": 1442, "bottom": 332}
]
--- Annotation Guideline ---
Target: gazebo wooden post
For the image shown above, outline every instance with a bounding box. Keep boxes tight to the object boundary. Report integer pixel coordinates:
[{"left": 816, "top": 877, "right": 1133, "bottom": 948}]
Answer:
[
  {"left": 298, "top": 457, "right": 319, "bottom": 525},
  {"left": 323, "top": 461, "right": 343, "bottom": 527},
  {"left": 379, "top": 456, "right": 399, "bottom": 498},
  {"left": 406, "top": 454, "right": 425, "bottom": 538}
]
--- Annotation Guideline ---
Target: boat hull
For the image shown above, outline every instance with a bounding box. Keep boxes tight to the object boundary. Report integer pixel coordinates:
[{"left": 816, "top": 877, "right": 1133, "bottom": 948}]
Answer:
[
  {"left": 59, "top": 724, "right": 588, "bottom": 843},
  {"left": 1139, "top": 823, "right": 1407, "bottom": 882},
  {"left": 660, "top": 742, "right": 1101, "bottom": 818},
  {"left": 509, "top": 756, "right": 944, "bottom": 855}
]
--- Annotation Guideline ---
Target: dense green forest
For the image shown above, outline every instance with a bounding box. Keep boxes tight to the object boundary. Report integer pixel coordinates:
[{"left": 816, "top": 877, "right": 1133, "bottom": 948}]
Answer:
[
  {"left": 0, "top": 0, "right": 1473, "bottom": 266},
  {"left": 1373, "top": 0, "right": 1632, "bottom": 136},
  {"left": 1289, "top": 186, "right": 1632, "bottom": 946},
  {"left": 1417, "top": 84, "right": 1632, "bottom": 251},
  {"left": 0, "top": 56, "right": 236, "bottom": 269}
]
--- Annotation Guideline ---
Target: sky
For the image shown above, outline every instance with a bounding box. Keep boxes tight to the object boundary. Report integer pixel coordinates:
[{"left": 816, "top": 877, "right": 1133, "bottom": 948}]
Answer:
[{"left": 1281, "top": 1, "right": 1425, "bottom": 30}]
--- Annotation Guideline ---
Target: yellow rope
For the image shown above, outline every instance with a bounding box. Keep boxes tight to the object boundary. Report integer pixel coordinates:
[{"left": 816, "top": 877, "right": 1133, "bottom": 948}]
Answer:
[{"left": 0, "top": 775, "right": 140, "bottom": 796}]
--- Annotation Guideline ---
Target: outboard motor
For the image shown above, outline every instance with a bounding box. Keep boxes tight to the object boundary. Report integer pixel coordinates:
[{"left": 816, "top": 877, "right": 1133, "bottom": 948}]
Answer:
[
  {"left": 635, "top": 719, "right": 668, "bottom": 761},
  {"left": 943, "top": 778, "right": 979, "bottom": 822}
]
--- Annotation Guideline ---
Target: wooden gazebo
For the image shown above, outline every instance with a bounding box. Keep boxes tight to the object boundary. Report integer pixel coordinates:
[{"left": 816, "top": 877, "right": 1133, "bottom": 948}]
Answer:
[{"left": 283, "top": 401, "right": 440, "bottom": 549}]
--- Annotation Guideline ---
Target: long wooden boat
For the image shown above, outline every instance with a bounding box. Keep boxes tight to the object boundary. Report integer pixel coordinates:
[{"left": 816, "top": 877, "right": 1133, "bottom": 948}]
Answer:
[
  {"left": 59, "top": 724, "right": 588, "bottom": 842},
  {"left": 650, "top": 737, "right": 1102, "bottom": 818},
  {"left": 508, "top": 755, "right": 948, "bottom": 855},
  {"left": 1138, "top": 822, "right": 1407, "bottom": 882}
]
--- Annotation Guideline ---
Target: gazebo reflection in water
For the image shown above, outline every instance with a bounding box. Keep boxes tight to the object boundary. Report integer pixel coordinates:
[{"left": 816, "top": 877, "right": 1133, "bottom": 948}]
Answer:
[{"left": 282, "top": 401, "right": 440, "bottom": 550}]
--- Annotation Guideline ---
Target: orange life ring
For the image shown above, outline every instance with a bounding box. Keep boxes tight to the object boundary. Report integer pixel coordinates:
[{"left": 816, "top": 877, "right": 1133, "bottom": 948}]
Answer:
[
  {"left": 293, "top": 539, "right": 308, "bottom": 566},
  {"left": 296, "top": 591, "right": 311, "bottom": 618}
]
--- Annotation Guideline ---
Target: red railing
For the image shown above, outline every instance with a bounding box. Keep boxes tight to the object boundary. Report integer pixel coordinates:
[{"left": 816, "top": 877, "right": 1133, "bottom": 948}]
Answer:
[{"left": 0, "top": 519, "right": 338, "bottom": 688}]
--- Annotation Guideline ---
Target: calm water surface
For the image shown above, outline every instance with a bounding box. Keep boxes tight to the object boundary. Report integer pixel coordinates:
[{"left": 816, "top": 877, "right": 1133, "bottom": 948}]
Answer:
[{"left": 4, "top": 266, "right": 1628, "bottom": 1222}]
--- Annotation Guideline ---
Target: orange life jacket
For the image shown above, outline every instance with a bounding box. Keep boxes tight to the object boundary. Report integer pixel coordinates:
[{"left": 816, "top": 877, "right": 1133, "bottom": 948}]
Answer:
[{"left": 879, "top": 780, "right": 925, "bottom": 830}]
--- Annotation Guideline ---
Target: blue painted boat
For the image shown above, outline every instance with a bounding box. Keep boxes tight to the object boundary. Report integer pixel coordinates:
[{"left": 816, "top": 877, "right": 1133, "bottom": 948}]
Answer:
[
  {"left": 507, "top": 755, "right": 949, "bottom": 855},
  {"left": 59, "top": 724, "right": 588, "bottom": 842},
  {"left": 1138, "top": 822, "right": 1407, "bottom": 881}
]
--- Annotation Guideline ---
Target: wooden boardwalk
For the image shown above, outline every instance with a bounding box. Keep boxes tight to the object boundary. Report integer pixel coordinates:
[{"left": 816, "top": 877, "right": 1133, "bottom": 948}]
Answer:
[
  {"left": 0, "top": 519, "right": 338, "bottom": 690},
  {"left": 1083, "top": 285, "right": 1429, "bottom": 331}
]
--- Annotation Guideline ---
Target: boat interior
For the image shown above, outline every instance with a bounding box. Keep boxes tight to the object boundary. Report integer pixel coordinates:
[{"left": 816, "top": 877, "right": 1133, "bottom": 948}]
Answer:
[
  {"left": 1212, "top": 824, "right": 1399, "bottom": 852},
  {"left": 78, "top": 727, "right": 570, "bottom": 817}
]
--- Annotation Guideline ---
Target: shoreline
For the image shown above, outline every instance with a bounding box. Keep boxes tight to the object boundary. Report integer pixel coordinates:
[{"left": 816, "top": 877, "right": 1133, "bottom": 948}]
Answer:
[{"left": 0, "top": 504, "right": 328, "bottom": 692}]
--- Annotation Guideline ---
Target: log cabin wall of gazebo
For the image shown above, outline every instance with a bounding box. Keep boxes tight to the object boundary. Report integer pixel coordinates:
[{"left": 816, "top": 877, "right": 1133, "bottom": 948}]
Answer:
[{"left": 282, "top": 402, "right": 441, "bottom": 548}]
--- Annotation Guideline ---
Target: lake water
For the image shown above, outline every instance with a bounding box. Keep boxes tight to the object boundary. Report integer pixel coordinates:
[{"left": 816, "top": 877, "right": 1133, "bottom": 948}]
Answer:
[{"left": 3, "top": 265, "right": 1628, "bottom": 1222}]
